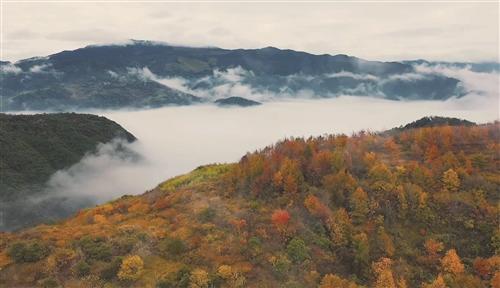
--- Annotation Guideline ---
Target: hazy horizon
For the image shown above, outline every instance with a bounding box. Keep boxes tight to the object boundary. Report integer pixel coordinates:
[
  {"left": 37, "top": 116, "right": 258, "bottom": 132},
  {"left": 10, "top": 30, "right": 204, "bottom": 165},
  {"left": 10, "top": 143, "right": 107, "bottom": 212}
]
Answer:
[{"left": 3, "top": 2, "right": 499, "bottom": 62}]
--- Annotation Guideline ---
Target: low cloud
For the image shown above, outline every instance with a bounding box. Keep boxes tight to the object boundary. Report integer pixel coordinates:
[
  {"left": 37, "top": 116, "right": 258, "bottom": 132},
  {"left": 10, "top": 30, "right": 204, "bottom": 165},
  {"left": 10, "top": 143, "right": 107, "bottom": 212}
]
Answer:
[
  {"left": 1, "top": 63, "right": 22, "bottom": 74},
  {"left": 5, "top": 63, "right": 496, "bottom": 231}
]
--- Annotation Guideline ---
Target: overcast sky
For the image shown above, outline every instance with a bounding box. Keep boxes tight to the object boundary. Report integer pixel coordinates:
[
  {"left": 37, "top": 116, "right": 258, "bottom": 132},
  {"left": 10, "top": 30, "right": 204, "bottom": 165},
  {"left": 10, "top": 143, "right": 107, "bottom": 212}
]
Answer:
[{"left": 2, "top": 1, "right": 499, "bottom": 62}]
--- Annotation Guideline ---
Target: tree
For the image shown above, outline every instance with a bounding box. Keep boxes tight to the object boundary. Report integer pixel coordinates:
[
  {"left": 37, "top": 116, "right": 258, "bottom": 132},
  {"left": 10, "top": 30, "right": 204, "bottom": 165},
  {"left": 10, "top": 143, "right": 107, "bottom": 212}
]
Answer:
[
  {"left": 353, "top": 233, "right": 370, "bottom": 274},
  {"left": 349, "top": 187, "right": 369, "bottom": 223},
  {"left": 7, "top": 241, "right": 50, "bottom": 263},
  {"left": 372, "top": 258, "right": 397, "bottom": 288},
  {"left": 304, "top": 195, "right": 331, "bottom": 220},
  {"left": 189, "top": 268, "right": 209, "bottom": 288},
  {"left": 491, "top": 271, "right": 500, "bottom": 288},
  {"left": 319, "top": 273, "right": 358, "bottom": 288},
  {"left": 441, "top": 249, "right": 464, "bottom": 275},
  {"left": 422, "top": 274, "right": 447, "bottom": 288},
  {"left": 424, "top": 239, "right": 444, "bottom": 265},
  {"left": 286, "top": 238, "right": 309, "bottom": 263},
  {"left": 472, "top": 257, "right": 492, "bottom": 278},
  {"left": 442, "top": 169, "right": 460, "bottom": 193},
  {"left": 117, "top": 255, "right": 144, "bottom": 281},
  {"left": 217, "top": 265, "right": 233, "bottom": 279},
  {"left": 158, "top": 237, "right": 187, "bottom": 257},
  {"left": 271, "top": 210, "right": 291, "bottom": 232},
  {"left": 328, "top": 208, "right": 352, "bottom": 247},
  {"left": 279, "top": 158, "right": 303, "bottom": 194}
]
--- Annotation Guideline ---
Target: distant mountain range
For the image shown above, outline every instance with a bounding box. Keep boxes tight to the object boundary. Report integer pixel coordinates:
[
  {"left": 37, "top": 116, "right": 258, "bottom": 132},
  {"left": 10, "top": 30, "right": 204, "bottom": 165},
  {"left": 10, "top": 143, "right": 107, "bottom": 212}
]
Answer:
[{"left": 3, "top": 40, "right": 496, "bottom": 111}]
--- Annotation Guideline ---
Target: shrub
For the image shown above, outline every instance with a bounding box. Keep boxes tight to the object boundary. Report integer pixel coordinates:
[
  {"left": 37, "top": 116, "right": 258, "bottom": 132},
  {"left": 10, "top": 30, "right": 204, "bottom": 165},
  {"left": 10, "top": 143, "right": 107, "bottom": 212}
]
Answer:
[
  {"left": 217, "top": 265, "right": 233, "bottom": 279},
  {"left": 286, "top": 238, "right": 310, "bottom": 263},
  {"left": 117, "top": 255, "right": 144, "bottom": 281},
  {"left": 197, "top": 207, "right": 216, "bottom": 222},
  {"left": 7, "top": 241, "right": 50, "bottom": 263},
  {"left": 189, "top": 268, "right": 210, "bottom": 288},
  {"left": 39, "top": 277, "right": 59, "bottom": 288},
  {"left": 248, "top": 236, "right": 262, "bottom": 254},
  {"left": 74, "top": 260, "right": 91, "bottom": 277},
  {"left": 112, "top": 237, "right": 137, "bottom": 255},
  {"left": 270, "top": 253, "right": 291, "bottom": 275},
  {"left": 156, "top": 267, "right": 191, "bottom": 288},
  {"left": 158, "top": 237, "right": 187, "bottom": 257},
  {"left": 76, "top": 236, "right": 112, "bottom": 262},
  {"left": 100, "top": 256, "right": 123, "bottom": 280}
]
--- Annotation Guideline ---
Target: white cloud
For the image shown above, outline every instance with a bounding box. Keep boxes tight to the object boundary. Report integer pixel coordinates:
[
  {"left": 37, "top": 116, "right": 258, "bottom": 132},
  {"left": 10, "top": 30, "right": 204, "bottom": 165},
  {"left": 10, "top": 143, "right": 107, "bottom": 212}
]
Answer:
[
  {"left": 326, "top": 71, "right": 379, "bottom": 81},
  {"left": 1, "top": 63, "right": 22, "bottom": 74},
  {"left": 38, "top": 91, "right": 498, "bottom": 205},
  {"left": 29, "top": 63, "right": 51, "bottom": 73}
]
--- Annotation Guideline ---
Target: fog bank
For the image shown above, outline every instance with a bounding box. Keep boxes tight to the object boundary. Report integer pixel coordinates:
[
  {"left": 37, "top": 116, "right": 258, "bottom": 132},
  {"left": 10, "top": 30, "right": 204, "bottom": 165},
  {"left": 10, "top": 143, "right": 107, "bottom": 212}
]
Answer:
[{"left": 39, "top": 94, "right": 497, "bottom": 206}]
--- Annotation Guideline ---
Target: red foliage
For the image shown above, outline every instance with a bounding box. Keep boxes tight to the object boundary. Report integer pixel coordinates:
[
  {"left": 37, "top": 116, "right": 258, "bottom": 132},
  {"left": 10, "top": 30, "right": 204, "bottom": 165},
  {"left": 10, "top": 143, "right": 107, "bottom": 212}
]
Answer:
[{"left": 271, "top": 210, "right": 291, "bottom": 230}]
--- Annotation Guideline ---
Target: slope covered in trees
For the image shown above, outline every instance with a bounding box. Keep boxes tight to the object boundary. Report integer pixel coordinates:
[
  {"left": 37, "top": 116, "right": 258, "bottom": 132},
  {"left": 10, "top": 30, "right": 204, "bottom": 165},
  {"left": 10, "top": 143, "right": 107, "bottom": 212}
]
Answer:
[
  {"left": 0, "top": 113, "right": 136, "bottom": 230},
  {"left": 0, "top": 121, "right": 498, "bottom": 287}
]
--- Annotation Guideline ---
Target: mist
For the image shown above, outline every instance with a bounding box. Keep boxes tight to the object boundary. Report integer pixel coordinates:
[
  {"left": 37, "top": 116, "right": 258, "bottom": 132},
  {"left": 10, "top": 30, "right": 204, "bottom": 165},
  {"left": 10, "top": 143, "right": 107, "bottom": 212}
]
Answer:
[
  {"left": 4, "top": 64, "right": 495, "bottom": 231},
  {"left": 44, "top": 94, "right": 498, "bottom": 205}
]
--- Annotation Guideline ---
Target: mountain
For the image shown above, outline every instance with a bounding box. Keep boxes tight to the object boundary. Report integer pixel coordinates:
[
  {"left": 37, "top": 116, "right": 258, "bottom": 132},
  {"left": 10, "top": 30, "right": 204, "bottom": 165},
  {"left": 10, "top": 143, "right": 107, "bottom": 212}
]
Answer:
[
  {"left": 392, "top": 116, "right": 476, "bottom": 131},
  {"left": 214, "top": 97, "right": 261, "bottom": 107},
  {"left": 0, "top": 113, "right": 136, "bottom": 230},
  {"left": 1, "top": 40, "right": 466, "bottom": 111},
  {"left": 0, "top": 119, "right": 498, "bottom": 287}
]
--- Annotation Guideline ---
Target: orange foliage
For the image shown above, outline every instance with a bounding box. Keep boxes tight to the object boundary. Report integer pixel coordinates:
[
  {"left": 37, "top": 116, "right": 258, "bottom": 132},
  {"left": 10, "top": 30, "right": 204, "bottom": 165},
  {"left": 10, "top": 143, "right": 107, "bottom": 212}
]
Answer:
[
  {"left": 271, "top": 209, "right": 290, "bottom": 231},
  {"left": 304, "top": 195, "right": 331, "bottom": 220},
  {"left": 441, "top": 249, "right": 464, "bottom": 275}
]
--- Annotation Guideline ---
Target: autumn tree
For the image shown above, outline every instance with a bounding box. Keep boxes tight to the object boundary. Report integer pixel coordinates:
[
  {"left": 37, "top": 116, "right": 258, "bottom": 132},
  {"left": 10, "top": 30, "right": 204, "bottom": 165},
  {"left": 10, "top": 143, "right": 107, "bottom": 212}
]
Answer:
[
  {"left": 372, "top": 257, "right": 397, "bottom": 288},
  {"left": 319, "top": 273, "right": 359, "bottom": 288},
  {"left": 441, "top": 249, "right": 464, "bottom": 275},
  {"left": 353, "top": 233, "right": 370, "bottom": 275},
  {"left": 491, "top": 271, "right": 500, "bottom": 288},
  {"left": 271, "top": 210, "right": 291, "bottom": 234},
  {"left": 327, "top": 208, "right": 352, "bottom": 248},
  {"left": 349, "top": 187, "right": 369, "bottom": 223},
  {"left": 423, "top": 239, "right": 444, "bottom": 265},
  {"left": 322, "top": 170, "right": 357, "bottom": 206},
  {"left": 117, "top": 255, "right": 144, "bottom": 281},
  {"left": 276, "top": 158, "right": 303, "bottom": 195},
  {"left": 422, "top": 274, "right": 447, "bottom": 288},
  {"left": 189, "top": 268, "right": 210, "bottom": 288},
  {"left": 473, "top": 257, "right": 492, "bottom": 278},
  {"left": 304, "top": 195, "right": 331, "bottom": 220},
  {"left": 442, "top": 169, "right": 460, "bottom": 193}
]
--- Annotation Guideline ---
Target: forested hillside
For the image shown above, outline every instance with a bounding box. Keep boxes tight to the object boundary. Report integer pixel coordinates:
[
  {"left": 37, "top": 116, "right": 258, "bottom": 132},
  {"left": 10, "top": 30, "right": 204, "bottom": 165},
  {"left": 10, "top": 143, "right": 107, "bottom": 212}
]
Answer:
[
  {"left": 0, "top": 113, "right": 136, "bottom": 230},
  {"left": 0, "top": 121, "right": 498, "bottom": 287}
]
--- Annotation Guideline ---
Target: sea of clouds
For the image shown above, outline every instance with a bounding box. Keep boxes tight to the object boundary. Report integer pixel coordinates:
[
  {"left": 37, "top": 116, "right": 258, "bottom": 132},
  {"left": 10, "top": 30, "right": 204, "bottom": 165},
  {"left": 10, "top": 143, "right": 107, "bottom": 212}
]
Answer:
[
  {"left": 46, "top": 62, "right": 499, "bottom": 203},
  {"left": 3, "top": 63, "right": 497, "bottom": 231}
]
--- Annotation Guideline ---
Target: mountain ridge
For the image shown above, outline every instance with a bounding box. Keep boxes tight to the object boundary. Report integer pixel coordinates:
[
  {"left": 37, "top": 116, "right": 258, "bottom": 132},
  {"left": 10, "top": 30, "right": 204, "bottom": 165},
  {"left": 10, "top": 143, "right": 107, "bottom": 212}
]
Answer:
[{"left": 1, "top": 41, "right": 467, "bottom": 111}]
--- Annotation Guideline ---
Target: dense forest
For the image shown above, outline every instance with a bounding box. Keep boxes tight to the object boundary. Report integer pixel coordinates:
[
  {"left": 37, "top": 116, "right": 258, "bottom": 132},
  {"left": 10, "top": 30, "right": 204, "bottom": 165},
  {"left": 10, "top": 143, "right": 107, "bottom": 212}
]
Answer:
[
  {"left": 0, "top": 120, "right": 498, "bottom": 287},
  {"left": 0, "top": 113, "right": 136, "bottom": 230}
]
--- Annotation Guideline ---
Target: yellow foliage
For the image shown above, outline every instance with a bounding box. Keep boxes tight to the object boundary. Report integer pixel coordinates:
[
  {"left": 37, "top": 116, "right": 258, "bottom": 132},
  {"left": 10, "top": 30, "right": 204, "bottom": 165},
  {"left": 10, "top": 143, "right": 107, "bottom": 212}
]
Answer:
[
  {"left": 422, "top": 274, "right": 447, "bottom": 288},
  {"left": 189, "top": 268, "right": 210, "bottom": 288},
  {"left": 128, "top": 201, "right": 151, "bottom": 214},
  {"left": 319, "top": 273, "right": 358, "bottom": 288},
  {"left": 217, "top": 265, "right": 233, "bottom": 279},
  {"left": 442, "top": 169, "right": 460, "bottom": 192},
  {"left": 441, "top": 249, "right": 464, "bottom": 275},
  {"left": 93, "top": 214, "right": 108, "bottom": 225},
  {"left": 117, "top": 255, "right": 144, "bottom": 281}
]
